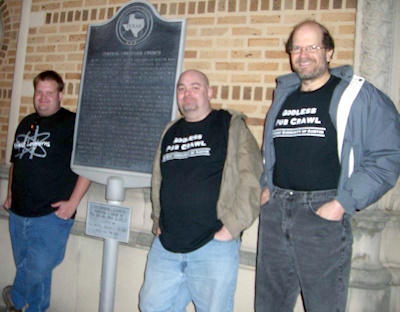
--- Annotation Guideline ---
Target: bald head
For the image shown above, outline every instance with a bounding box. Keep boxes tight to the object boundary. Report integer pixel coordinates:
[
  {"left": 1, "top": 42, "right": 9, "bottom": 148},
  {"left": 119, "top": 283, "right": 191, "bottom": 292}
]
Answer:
[
  {"left": 180, "top": 70, "right": 210, "bottom": 87},
  {"left": 176, "top": 70, "right": 213, "bottom": 122},
  {"left": 285, "top": 20, "right": 335, "bottom": 54}
]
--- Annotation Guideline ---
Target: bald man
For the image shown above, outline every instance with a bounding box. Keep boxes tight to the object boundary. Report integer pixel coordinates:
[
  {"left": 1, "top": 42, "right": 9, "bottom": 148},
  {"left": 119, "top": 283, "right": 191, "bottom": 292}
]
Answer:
[{"left": 140, "top": 70, "right": 263, "bottom": 312}]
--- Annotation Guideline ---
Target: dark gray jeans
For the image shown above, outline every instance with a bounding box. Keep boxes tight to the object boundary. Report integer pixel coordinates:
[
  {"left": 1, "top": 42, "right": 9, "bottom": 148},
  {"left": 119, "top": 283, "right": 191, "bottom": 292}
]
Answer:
[{"left": 255, "top": 187, "right": 353, "bottom": 312}]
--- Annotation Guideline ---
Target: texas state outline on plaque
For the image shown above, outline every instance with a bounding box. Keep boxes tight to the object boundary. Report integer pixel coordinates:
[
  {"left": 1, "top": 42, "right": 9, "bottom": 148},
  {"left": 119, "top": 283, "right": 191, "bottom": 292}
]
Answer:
[{"left": 122, "top": 14, "right": 144, "bottom": 37}]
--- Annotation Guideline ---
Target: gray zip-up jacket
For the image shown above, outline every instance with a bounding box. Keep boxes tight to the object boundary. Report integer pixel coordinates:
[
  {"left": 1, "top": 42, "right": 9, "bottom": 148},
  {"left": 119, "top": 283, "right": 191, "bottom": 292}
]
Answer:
[
  {"left": 261, "top": 65, "right": 400, "bottom": 215},
  {"left": 152, "top": 110, "right": 263, "bottom": 239}
]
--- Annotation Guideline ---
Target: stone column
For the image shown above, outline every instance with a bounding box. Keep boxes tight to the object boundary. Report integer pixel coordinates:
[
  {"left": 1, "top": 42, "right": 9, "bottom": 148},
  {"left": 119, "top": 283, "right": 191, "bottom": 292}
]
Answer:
[
  {"left": 352, "top": 0, "right": 400, "bottom": 311},
  {"left": 5, "top": 0, "right": 32, "bottom": 164},
  {"left": 354, "top": 0, "right": 397, "bottom": 97},
  {"left": 382, "top": 181, "right": 400, "bottom": 311},
  {"left": 348, "top": 206, "right": 392, "bottom": 311}
]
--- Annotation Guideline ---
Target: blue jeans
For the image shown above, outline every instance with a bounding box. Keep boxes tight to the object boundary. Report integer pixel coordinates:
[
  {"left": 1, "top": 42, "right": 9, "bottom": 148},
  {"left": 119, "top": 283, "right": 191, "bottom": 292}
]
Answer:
[
  {"left": 8, "top": 211, "right": 73, "bottom": 312},
  {"left": 255, "top": 187, "right": 353, "bottom": 312},
  {"left": 139, "top": 236, "right": 240, "bottom": 312}
]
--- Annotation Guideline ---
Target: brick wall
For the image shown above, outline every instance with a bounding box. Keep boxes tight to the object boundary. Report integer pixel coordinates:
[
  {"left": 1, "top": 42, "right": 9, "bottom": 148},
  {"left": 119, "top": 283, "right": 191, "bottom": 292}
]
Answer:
[
  {"left": 0, "top": 0, "right": 21, "bottom": 161},
  {"left": 0, "top": 0, "right": 356, "bottom": 162}
]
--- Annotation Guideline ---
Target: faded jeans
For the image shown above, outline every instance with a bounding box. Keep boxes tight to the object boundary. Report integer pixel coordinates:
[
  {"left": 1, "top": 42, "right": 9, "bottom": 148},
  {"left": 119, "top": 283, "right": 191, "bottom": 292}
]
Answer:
[
  {"left": 139, "top": 236, "right": 240, "bottom": 312},
  {"left": 9, "top": 211, "right": 73, "bottom": 312},
  {"left": 255, "top": 187, "right": 353, "bottom": 312}
]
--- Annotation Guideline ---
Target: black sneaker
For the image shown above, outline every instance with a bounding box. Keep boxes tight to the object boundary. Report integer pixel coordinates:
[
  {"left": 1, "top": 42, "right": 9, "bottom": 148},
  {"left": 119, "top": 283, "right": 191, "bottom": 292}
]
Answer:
[{"left": 2, "top": 286, "right": 22, "bottom": 312}]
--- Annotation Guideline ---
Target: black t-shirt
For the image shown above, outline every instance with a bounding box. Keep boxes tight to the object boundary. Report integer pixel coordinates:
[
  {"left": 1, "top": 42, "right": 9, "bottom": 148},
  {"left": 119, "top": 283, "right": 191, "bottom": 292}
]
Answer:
[
  {"left": 273, "top": 76, "right": 341, "bottom": 191},
  {"left": 10, "top": 108, "right": 78, "bottom": 217},
  {"left": 159, "top": 110, "right": 232, "bottom": 253}
]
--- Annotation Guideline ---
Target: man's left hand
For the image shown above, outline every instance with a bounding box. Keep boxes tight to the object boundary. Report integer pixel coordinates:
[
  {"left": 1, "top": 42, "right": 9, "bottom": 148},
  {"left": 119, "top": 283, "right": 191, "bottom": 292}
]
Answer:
[
  {"left": 214, "top": 226, "right": 233, "bottom": 241},
  {"left": 51, "top": 200, "right": 78, "bottom": 220},
  {"left": 315, "top": 200, "right": 345, "bottom": 221}
]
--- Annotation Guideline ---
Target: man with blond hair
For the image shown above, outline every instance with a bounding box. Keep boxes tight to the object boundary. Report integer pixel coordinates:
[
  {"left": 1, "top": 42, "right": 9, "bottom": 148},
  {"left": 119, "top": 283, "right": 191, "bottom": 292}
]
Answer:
[{"left": 3, "top": 70, "right": 90, "bottom": 312}]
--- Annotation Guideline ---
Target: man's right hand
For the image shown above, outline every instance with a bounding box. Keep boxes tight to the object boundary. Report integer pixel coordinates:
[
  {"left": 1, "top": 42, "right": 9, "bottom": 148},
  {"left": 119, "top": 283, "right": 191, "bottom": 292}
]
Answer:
[
  {"left": 261, "top": 188, "right": 270, "bottom": 205},
  {"left": 3, "top": 195, "right": 12, "bottom": 210},
  {"left": 4, "top": 165, "right": 13, "bottom": 210}
]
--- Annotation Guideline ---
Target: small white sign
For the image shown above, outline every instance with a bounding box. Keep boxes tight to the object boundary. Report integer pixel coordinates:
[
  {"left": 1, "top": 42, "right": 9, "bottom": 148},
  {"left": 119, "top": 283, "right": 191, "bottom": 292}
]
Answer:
[{"left": 86, "top": 201, "right": 131, "bottom": 243}]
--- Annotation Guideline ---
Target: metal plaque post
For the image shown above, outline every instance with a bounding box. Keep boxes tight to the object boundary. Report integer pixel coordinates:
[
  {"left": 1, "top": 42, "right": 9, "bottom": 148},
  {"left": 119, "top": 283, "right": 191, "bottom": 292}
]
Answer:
[{"left": 99, "top": 177, "right": 125, "bottom": 312}]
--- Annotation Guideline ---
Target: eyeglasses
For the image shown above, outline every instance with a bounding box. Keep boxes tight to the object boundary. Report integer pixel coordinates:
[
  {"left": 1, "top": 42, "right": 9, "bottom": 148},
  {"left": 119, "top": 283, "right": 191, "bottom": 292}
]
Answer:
[
  {"left": 289, "top": 45, "right": 325, "bottom": 54},
  {"left": 30, "top": 115, "right": 41, "bottom": 132}
]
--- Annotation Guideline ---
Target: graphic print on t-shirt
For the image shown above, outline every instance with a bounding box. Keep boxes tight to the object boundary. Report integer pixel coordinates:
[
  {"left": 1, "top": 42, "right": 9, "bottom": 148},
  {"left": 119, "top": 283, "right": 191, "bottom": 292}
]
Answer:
[
  {"left": 273, "top": 107, "right": 326, "bottom": 138},
  {"left": 159, "top": 110, "right": 231, "bottom": 253},
  {"left": 272, "top": 75, "right": 341, "bottom": 191},
  {"left": 14, "top": 127, "right": 51, "bottom": 160},
  {"left": 162, "top": 133, "right": 210, "bottom": 162}
]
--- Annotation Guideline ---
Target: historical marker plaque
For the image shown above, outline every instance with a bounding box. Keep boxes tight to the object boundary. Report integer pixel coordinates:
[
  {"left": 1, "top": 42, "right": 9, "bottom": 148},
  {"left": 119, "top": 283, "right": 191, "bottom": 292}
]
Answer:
[
  {"left": 86, "top": 202, "right": 131, "bottom": 243},
  {"left": 71, "top": 0, "right": 186, "bottom": 187}
]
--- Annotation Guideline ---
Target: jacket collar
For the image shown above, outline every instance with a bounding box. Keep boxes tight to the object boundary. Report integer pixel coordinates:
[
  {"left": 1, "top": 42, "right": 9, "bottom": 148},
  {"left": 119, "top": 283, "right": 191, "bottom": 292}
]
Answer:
[{"left": 276, "top": 65, "right": 354, "bottom": 89}]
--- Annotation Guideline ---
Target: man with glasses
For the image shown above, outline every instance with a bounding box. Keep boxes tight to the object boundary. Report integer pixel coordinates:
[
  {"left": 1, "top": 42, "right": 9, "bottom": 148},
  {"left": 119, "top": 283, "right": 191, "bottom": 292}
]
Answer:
[
  {"left": 255, "top": 20, "right": 400, "bottom": 311},
  {"left": 2, "top": 70, "right": 91, "bottom": 311}
]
